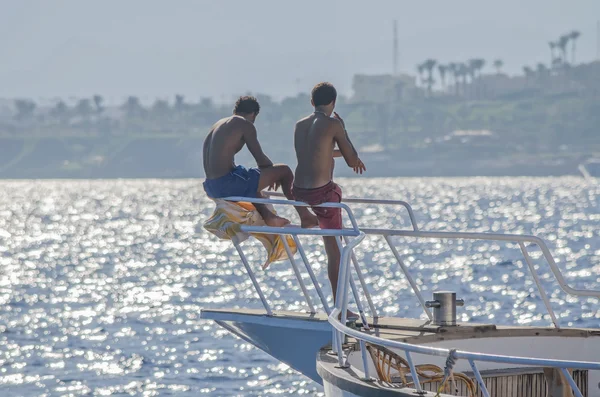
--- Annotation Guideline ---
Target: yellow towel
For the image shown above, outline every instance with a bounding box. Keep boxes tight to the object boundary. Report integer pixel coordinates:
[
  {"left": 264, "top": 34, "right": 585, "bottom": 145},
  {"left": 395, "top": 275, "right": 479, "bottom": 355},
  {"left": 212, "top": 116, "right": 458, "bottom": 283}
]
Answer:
[{"left": 203, "top": 199, "right": 297, "bottom": 269}]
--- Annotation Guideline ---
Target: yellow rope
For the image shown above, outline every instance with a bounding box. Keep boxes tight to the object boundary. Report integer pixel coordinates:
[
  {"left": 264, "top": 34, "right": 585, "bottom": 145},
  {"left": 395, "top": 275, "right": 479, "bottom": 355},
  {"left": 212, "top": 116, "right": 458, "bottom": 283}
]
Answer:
[{"left": 366, "top": 344, "right": 476, "bottom": 397}]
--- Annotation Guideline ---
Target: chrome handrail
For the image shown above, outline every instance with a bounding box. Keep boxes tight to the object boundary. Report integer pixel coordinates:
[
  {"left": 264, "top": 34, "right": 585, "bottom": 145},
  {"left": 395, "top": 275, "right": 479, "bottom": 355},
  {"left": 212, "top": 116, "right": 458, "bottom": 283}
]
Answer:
[
  {"left": 213, "top": 194, "right": 599, "bottom": 397},
  {"left": 219, "top": 195, "right": 600, "bottom": 324},
  {"left": 329, "top": 305, "right": 599, "bottom": 397},
  {"left": 221, "top": 196, "right": 365, "bottom": 315},
  {"left": 329, "top": 236, "right": 599, "bottom": 397},
  {"left": 263, "top": 191, "right": 420, "bottom": 231}
]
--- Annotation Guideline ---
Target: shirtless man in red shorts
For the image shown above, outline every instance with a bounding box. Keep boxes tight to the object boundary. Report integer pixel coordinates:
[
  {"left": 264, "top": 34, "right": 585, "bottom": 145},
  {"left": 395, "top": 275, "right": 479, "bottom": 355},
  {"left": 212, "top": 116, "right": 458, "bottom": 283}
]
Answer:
[{"left": 292, "top": 82, "right": 366, "bottom": 311}]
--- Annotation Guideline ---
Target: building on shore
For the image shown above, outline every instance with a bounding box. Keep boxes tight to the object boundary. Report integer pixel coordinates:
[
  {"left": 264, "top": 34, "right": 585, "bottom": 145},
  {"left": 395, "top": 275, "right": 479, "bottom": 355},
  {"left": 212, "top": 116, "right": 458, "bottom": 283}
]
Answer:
[{"left": 351, "top": 73, "right": 420, "bottom": 103}]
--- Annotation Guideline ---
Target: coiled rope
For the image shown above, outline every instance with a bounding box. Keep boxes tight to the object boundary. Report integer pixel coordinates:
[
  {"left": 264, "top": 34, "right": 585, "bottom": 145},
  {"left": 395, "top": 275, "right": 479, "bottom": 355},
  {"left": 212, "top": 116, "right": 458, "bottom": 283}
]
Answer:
[{"left": 435, "top": 349, "right": 458, "bottom": 397}]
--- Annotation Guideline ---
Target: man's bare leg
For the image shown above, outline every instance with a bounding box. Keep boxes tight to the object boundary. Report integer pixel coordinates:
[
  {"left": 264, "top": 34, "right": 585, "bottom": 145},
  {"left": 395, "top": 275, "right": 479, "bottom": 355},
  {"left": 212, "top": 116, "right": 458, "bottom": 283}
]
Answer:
[
  {"left": 259, "top": 165, "right": 319, "bottom": 228},
  {"left": 253, "top": 192, "right": 290, "bottom": 227},
  {"left": 323, "top": 236, "right": 357, "bottom": 320}
]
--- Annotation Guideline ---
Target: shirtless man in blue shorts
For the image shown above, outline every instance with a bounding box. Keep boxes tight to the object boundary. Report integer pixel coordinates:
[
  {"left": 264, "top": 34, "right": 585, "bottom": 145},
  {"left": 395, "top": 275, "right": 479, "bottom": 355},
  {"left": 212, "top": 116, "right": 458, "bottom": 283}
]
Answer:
[{"left": 203, "top": 96, "right": 319, "bottom": 228}]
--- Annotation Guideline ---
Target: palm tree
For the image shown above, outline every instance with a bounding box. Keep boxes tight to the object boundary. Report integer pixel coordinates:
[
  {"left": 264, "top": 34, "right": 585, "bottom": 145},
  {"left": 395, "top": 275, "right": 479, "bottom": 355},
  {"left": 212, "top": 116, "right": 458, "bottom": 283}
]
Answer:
[
  {"left": 471, "top": 59, "right": 486, "bottom": 98},
  {"left": 93, "top": 95, "right": 104, "bottom": 114},
  {"left": 548, "top": 41, "right": 557, "bottom": 67},
  {"left": 467, "top": 59, "right": 477, "bottom": 78},
  {"left": 447, "top": 63, "right": 459, "bottom": 95},
  {"left": 466, "top": 60, "right": 481, "bottom": 97},
  {"left": 51, "top": 100, "right": 69, "bottom": 124},
  {"left": 557, "top": 35, "right": 570, "bottom": 65},
  {"left": 13, "top": 99, "right": 36, "bottom": 121},
  {"left": 422, "top": 59, "right": 437, "bottom": 95},
  {"left": 493, "top": 59, "right": 504, "bottom": 74},
  {"left": 523, "top": 66, "right": 534, "bottom": 86},
  {"left": 569, "top": 30, "right": 581, "bottom": 64},
  {"left": 417, "top": 63, "right": 426, "bottom": 87},
  {"left": 174, "top": 94, "right": 185, "bottom": 112},
  {"left": 122, "top": 96, "right": 144, "bottom": 118},
  {"left": 458, "top": 63, "right": 469, "bottom": 95},
  {"left": 437, "top": 64, "right": 448, "bottom": 91},
  {"left": 75, "top": 99, "right": 93, "bottom": 120},
  {"left": 536, "top": 63, "right": 550, "bottom": 86},
  {"left": 472, "top": 59, "right": 485, "bottom": 77}
]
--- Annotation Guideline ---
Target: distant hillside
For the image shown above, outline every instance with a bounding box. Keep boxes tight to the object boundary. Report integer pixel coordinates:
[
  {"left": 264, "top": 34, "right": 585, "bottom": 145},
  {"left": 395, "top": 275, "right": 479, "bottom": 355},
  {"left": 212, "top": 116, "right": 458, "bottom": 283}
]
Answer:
[{"left": 1, "top": 63, "right": 599, "bottom": 178}]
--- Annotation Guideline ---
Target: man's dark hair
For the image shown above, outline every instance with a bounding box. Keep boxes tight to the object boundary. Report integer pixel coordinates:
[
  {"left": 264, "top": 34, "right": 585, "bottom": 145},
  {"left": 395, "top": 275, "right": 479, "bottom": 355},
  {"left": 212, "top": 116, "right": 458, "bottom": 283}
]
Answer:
[
  {"left": 311, "top": 82, "right": 337, "bottom": 107},
  {"left": 233, "top": 96, "right": 260, "bottom": 115}
]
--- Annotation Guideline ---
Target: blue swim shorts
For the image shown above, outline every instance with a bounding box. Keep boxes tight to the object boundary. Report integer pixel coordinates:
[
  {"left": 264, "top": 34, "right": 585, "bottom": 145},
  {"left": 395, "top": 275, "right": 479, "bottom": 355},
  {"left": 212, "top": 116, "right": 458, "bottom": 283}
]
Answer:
[{"left": 203, "top": 165, "right": 261, "bottom": 199}]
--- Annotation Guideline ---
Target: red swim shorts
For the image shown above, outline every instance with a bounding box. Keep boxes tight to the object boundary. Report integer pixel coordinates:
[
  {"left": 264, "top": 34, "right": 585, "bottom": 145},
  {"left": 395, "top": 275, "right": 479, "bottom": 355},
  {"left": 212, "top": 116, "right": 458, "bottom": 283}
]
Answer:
[{"left": 292, "top": 181, "right": 342, "bottom": 230}]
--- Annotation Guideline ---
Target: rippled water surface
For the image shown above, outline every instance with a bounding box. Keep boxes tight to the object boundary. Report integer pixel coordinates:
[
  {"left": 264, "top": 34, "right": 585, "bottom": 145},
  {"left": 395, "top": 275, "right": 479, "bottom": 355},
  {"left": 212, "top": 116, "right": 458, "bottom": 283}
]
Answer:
[{"left": 0, "top": 178, "right": 599, "bottom": 396}]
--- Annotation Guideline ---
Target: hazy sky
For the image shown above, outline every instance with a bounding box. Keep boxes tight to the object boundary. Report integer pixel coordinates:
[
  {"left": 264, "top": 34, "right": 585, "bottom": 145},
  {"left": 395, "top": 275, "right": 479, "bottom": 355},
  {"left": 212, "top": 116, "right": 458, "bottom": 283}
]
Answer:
[{"left": 2, "top": 0, "right": 599, "bottom": 103}]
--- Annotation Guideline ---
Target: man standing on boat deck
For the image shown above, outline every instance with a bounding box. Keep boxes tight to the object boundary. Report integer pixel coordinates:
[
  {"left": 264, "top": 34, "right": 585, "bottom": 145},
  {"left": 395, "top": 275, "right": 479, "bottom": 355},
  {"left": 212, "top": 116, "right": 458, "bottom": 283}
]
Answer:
[
  {"left": 292, "top": 82, "right": 366, "bottom": 309},
  {"left": 203, "top": 95, "right": 319, "bottom": 228}
]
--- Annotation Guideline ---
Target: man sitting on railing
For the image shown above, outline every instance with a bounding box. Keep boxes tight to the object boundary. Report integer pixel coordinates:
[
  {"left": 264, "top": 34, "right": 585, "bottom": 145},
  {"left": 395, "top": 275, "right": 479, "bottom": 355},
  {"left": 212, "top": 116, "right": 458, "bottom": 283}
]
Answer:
[
  {"left": 292, "top": 82, "right": 366, "bottom": 315},
  {"left": 203, "top": 96, "right": 319, "bottom": 228}
]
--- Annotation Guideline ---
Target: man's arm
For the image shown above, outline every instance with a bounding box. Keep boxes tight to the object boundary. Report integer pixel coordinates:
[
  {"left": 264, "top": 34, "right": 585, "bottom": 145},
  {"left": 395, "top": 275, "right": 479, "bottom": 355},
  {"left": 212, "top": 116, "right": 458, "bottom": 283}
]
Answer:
[
  {"left": 332, "top": 120, "right": 359, "bottom": 167},
  {"left": 242, "top": 122, "right": 273, "bottom": 168},
  {"left": 333, "top": 149, "right": 343, "bottom": 158},
  {"left": 332, "top": 113, "right": 366, "bottom": 174}
]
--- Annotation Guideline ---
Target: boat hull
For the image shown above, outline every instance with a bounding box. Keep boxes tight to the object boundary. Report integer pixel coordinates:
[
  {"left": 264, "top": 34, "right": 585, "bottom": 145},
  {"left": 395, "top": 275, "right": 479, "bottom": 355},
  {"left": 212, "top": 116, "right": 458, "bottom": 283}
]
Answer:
[{"left": 201, "top": 309, "right": 332, "bottom": 383}]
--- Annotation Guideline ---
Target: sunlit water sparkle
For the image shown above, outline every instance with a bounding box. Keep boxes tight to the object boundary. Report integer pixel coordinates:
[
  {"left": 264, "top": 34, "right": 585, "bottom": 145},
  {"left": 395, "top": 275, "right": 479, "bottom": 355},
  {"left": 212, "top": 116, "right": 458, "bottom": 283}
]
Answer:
[{"left": 0, "top": 178, "right": 598, "bottom": 396}]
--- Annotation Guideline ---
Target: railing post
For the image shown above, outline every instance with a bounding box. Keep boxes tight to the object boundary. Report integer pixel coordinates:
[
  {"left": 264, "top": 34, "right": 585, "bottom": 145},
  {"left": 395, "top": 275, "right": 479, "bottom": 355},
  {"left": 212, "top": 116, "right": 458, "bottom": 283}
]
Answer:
[
  {"left": 343, "top": 235, "right": 377, "bottom": 319},
  {"left": 349, "top": 277, "right": 370, "bottom": 330},
  {"left": 404, "top": 351, "right": 422, "bottom": 393},
  {"left": 336, "top": 237, "right": 368, "bottom": 327},
  {"left": 282, "top": 238, "right": 315, "bottom": 314},
  {"left": 402, "top": 202, "right": 419, "bottom": 231},
  {"left": 385, "top": 235, "right": 433, "bottom": 321},
  {"left": 560, "top": 368, "right": 583, "bottom": 397},
  {"left": 292, "top": 235, "right": 331, "bottom": 315},
  {"left": 519, "top": 242, "right": 560, "bottom": 328},
  {"left": 339, "top": 243, "right": 353, "bottom": 326},
  {"left": 468, "top": 360, "right": 490, "bottom": 397},
  {"left": 330, "top": 233, "right": 366, "bottom": 368},
  {"left": 334, "top": 329, "right": 345, "bottom": 367},
  {"left": 359, "top": 340, "right": 372, "bottom": 381},
  {"left": 232, "top": 237, "right": 273, "bottom": 316},
  {"left": 333, "top": 242, "right": 350, "bottom": 368}
]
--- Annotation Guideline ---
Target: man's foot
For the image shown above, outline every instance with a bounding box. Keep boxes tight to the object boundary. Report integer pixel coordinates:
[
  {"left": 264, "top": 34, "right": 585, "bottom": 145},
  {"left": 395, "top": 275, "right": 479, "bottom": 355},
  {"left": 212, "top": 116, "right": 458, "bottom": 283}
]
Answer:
[
  {"left": 300, "top": 212, "right": 319, "bottom": 228},
  {"left": 264, "top": 214, "right": 291, "bottom": 227}
]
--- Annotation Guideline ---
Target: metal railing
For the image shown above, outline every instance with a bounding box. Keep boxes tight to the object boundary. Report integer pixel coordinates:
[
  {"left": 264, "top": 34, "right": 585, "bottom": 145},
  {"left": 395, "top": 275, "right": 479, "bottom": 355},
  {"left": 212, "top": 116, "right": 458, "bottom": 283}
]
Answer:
[
  {"left": 217, "top": 194, "right": 600, "bottom": 397},
  {"left": 264, "top": 191, "right": 420, "bottom": 231},
  {"left": 329, "top": 238, "right": 600, "bottom": 397},
  {"left": 223, "top": 194, "right": 600, "bottom": 325},
  {"left": 222, "top": 195, "right": 368, "bottom": 321}
]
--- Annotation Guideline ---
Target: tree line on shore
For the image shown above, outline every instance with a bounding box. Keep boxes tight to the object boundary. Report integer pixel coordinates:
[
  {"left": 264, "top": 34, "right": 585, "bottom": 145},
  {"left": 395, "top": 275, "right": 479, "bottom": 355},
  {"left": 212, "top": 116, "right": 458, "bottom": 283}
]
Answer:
[{"left": 416, "top": 30, "right": 582, "bottom": 95}]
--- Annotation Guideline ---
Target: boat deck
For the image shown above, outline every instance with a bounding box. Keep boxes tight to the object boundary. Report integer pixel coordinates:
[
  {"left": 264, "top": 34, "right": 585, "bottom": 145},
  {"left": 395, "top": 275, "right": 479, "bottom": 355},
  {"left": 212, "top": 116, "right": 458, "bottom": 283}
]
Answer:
[
  {"left": 201, "top": 308, "right": 600, "bottom": 344},
  {"left": 351, "top": 316, "right": 600, "bottom": 345}
]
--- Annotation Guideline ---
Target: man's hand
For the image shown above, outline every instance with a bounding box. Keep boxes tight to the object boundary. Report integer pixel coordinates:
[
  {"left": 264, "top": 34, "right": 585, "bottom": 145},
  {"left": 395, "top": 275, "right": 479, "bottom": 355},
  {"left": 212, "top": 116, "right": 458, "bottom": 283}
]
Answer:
[
  {"left": 353, "top": 158, "right": 366, "bottom": 175},
  {"left": 333, "top": 112, "right": 345, "bottom": 129}
]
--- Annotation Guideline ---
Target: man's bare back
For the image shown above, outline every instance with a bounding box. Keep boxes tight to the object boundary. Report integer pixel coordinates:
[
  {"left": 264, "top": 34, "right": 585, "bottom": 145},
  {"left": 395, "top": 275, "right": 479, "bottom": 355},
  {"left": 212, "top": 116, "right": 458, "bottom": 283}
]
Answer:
[
  {"left": 203, "top": 115, "right": 260, "bottom": 179},
  {"left": 294, "top": 112, "right": 362, "bottom": 189}
]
